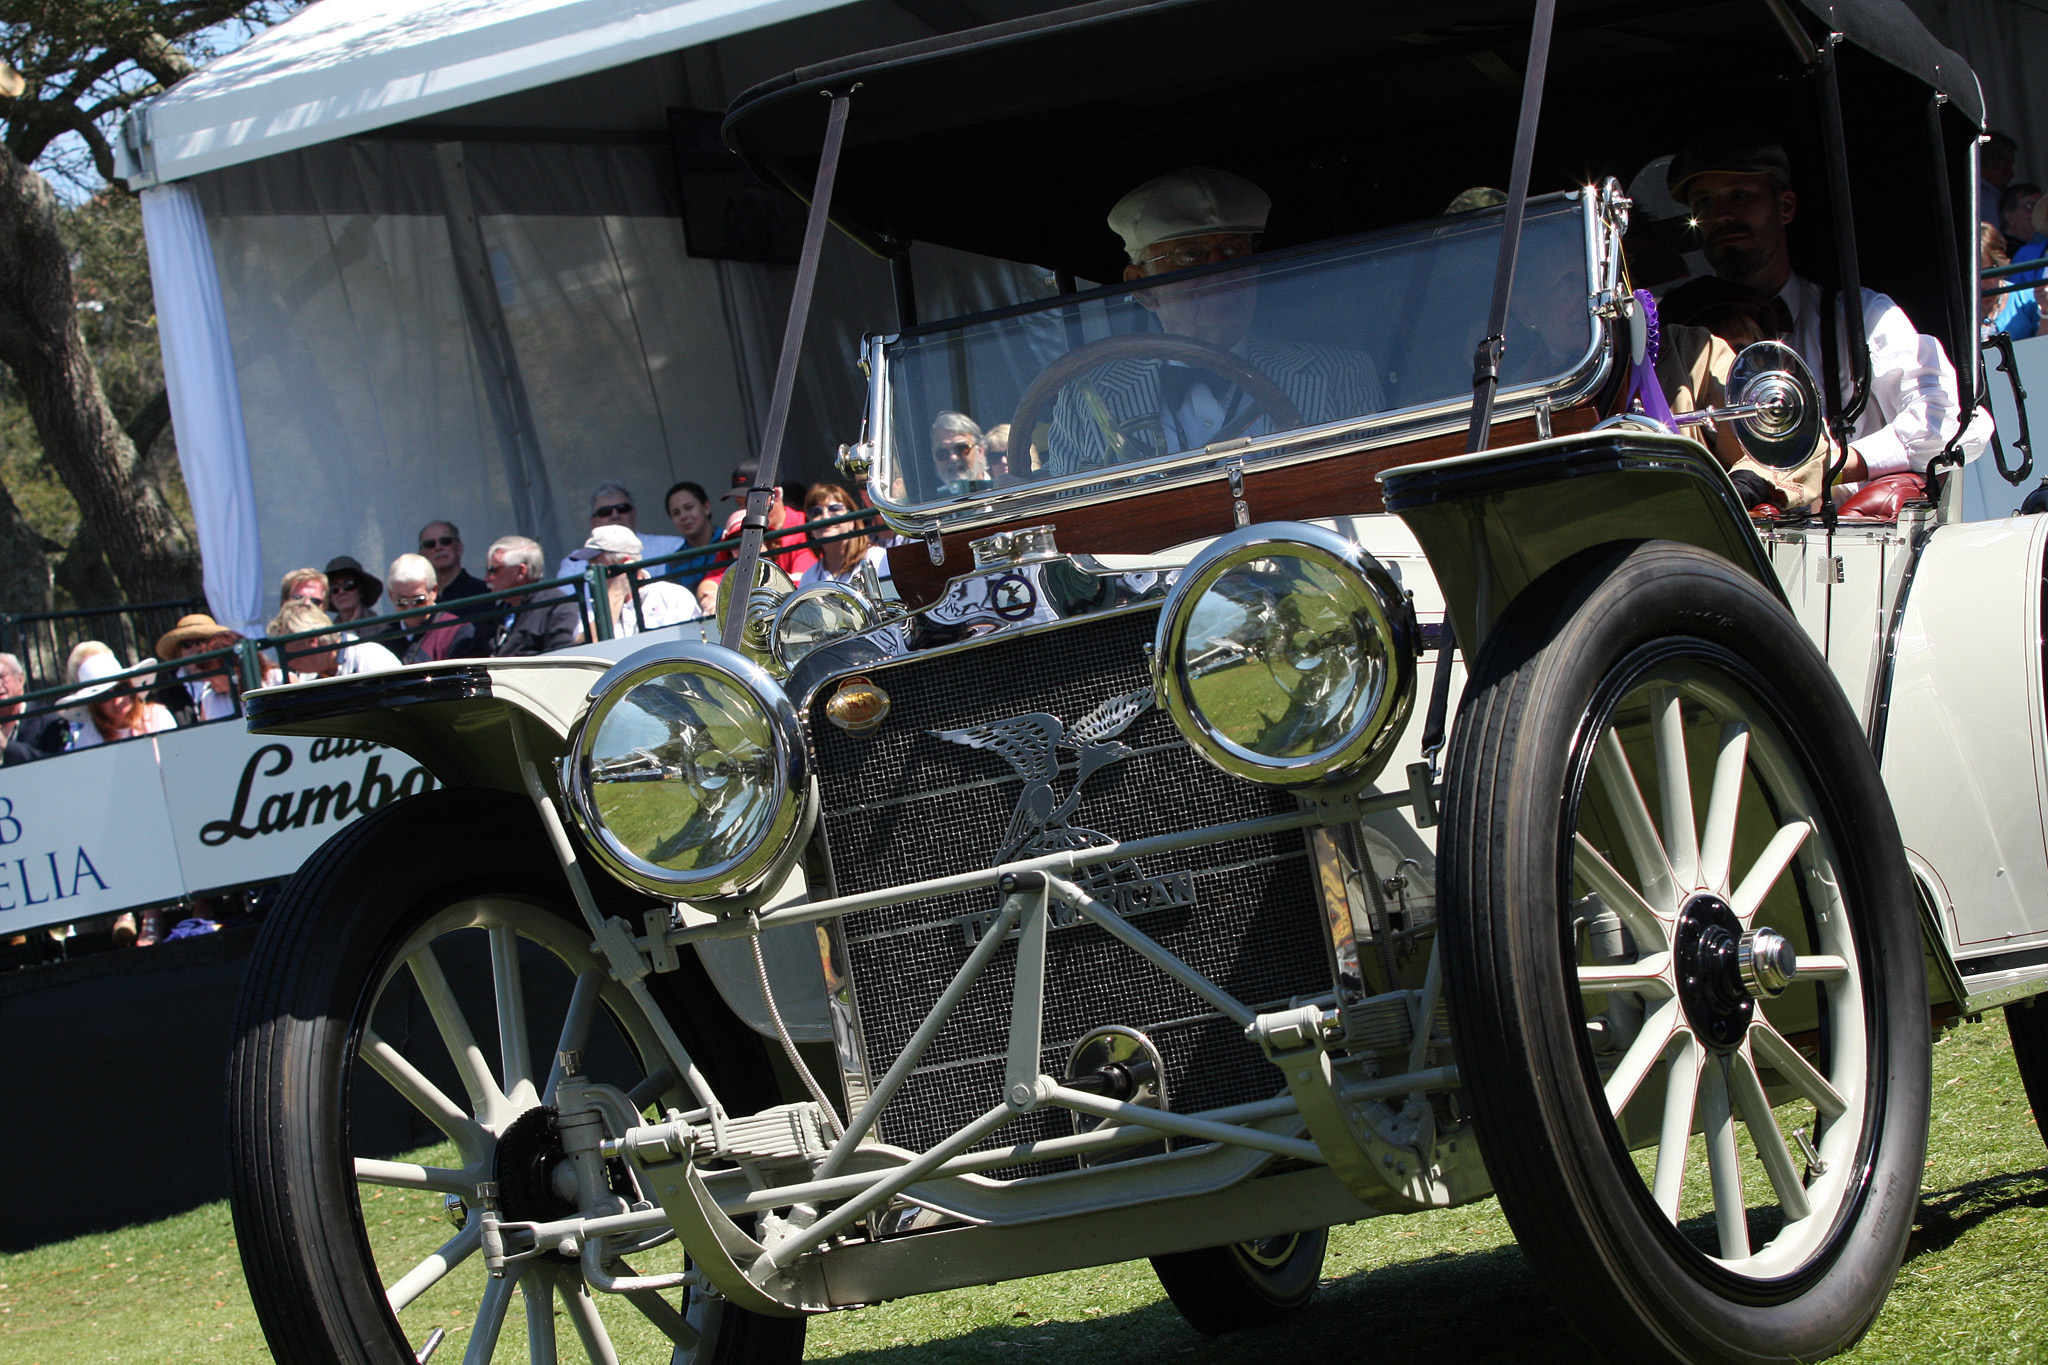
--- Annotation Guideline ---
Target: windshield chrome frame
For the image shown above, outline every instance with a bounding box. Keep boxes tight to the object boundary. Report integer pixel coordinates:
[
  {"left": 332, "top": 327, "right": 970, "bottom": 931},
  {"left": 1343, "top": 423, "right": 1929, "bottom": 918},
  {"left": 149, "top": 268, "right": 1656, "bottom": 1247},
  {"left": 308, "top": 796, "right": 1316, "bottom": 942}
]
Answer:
[{"left": 862, "top": 187, "right": 1621, "bottom": 538}]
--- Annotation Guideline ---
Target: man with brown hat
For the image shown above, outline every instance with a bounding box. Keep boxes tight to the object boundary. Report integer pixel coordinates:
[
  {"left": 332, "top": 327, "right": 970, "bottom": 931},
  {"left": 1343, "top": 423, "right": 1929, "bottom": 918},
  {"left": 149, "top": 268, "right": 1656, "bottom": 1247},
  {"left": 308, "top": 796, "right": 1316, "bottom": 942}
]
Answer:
[{"left": 1668, "top": 129, "right": 1978, "bottom": 489}]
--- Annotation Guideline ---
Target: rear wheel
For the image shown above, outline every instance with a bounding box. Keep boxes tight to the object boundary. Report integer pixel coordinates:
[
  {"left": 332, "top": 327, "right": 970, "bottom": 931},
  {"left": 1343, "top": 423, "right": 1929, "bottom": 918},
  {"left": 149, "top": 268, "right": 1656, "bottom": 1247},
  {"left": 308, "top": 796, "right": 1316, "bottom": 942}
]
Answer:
[
  {"left": 228, "top": 786, "right": 804, "bottom": 1364},
  {"left": 1440, "top": 541, "right": 1929, "bottom": 1364},
  {"left": 1150, "top": 1228, "right": 1326, "bottom": 1335}
]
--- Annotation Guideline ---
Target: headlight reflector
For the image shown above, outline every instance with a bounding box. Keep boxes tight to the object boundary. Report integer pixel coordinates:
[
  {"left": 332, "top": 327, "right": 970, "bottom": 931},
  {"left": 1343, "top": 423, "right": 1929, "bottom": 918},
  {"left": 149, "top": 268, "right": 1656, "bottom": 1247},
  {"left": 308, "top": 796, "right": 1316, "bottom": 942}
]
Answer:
[
  {"left": 772, "top": 583, "right": 875, "bottom": 669},
  {"left": 1154, "top": 522, "right": 1415, "bottom": 788},
  {"left": 564, "top": 644, "right": 808, "bottom": 900}
]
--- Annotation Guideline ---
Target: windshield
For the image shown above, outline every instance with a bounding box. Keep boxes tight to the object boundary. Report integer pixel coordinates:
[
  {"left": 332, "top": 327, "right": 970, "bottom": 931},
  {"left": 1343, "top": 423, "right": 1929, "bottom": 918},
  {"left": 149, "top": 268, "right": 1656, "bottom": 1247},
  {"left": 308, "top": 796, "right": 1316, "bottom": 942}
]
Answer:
[{"left": 872, "top": 194, "right": 1600, "bottom": 511}]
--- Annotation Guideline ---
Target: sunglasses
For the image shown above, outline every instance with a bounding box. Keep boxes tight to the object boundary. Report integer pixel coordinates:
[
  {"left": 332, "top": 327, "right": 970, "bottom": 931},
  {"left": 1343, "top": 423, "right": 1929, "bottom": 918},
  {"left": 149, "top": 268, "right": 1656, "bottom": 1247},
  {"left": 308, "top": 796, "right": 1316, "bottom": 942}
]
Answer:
[
  {"left": 818, "top": 501, "right": 850, "bottom": 515},
  {"left": 420, "top": 536, "right": 457, "bottom": 549},
  {"left": 393, "top": 591, "right": 433, "bottom": 609},
  {"left": 937, "top": 440, "right": 975, "bottom": 457},
  {"left": 593, "top": 502, "right": 633, "bottom": 518}
]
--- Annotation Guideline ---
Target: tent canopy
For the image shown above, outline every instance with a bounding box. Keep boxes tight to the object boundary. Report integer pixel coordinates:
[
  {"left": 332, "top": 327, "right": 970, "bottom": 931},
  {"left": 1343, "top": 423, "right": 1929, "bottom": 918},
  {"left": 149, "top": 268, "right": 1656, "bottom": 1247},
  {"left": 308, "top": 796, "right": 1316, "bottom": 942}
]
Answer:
[
  {"left": 725, "top": 0, "right": 1984, "bottom": 286},
  {"left": 116, "top": 0, "right": 863, "bottom": 188}
]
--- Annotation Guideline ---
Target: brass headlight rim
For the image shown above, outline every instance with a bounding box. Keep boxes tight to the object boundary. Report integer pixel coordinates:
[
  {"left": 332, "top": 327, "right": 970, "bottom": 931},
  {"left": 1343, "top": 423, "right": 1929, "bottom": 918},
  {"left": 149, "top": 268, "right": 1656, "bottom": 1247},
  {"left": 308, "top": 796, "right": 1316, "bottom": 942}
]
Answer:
[
  {"left": 1152, "top": 521, "right": 1416, "bottom": 790},
  {"left": 562, "top": 641, "right": 810, "bottom": 902}
]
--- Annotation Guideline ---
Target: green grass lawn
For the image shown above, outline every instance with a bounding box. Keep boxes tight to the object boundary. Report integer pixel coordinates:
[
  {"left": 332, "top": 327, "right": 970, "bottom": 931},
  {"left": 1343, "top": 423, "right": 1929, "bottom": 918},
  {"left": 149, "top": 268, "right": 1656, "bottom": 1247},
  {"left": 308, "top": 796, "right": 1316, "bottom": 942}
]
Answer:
[{"left": 5, "top": 1014, "right": 2043, "bottom": 1364}]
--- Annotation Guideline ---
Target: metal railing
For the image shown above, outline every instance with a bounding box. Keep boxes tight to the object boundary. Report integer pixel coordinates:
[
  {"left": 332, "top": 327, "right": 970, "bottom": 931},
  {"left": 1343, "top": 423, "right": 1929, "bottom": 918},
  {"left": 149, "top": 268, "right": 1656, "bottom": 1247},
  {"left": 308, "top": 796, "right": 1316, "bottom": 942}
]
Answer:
[
  {"left": 0, "top": 599, "right": 204, "bottom": 694},
  {"left": 0, "top": 507, "right": 891, "bottom": 755}
]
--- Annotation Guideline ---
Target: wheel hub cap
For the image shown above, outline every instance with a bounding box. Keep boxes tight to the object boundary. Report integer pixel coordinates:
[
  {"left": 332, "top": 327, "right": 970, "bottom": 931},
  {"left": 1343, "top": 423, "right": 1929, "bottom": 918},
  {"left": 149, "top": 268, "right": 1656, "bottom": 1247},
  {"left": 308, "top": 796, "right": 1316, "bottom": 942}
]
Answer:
[{"left": 1673, "top": 894, "right": 1752, "bottom": 1051}]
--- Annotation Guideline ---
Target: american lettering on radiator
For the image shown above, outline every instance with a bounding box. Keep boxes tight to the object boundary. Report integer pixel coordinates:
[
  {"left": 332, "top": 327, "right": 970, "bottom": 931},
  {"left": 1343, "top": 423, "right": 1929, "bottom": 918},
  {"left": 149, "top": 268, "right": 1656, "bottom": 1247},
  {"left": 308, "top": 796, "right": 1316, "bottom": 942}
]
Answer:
[{"left": 957, "top": 859, "right": 1197, "bottom": 945}]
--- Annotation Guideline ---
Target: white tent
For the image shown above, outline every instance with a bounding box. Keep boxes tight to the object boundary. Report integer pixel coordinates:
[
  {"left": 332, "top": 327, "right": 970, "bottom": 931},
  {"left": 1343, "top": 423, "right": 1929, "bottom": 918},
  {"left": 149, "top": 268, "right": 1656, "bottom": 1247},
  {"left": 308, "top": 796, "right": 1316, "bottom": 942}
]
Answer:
[{"left": 119, "top": 0, "right": 1062, "bottom": 633}]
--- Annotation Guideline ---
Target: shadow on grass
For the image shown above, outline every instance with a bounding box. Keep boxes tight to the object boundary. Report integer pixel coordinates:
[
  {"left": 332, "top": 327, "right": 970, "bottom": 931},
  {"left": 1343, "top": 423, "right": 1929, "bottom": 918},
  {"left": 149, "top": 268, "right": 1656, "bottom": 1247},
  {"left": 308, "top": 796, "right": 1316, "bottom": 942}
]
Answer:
[
  {"left": 1908, "top": 1165, "right": 2048, "bottom": 1258},
  {"left": 822, "top": 1241, "right": 1582, "bottom": 1365}
]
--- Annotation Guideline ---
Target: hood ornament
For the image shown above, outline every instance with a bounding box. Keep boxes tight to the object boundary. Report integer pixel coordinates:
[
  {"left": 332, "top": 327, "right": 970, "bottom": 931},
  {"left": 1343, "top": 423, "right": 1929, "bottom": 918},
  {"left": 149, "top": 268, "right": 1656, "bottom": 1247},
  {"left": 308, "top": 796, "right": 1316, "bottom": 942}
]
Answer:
[{"left": 932, "top": 685, "right": 1152, "bottom": 862}]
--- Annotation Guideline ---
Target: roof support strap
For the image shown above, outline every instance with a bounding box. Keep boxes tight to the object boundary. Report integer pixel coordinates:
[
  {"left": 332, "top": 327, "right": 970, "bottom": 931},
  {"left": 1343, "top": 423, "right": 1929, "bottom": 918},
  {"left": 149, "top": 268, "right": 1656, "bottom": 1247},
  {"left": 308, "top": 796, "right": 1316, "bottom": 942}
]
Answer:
[
  {"left": 721, "top": 88, "right": 856, "bottom": 652},
  {"left": 1465, "top": 0, "right": 1558, "bottom": 455}
]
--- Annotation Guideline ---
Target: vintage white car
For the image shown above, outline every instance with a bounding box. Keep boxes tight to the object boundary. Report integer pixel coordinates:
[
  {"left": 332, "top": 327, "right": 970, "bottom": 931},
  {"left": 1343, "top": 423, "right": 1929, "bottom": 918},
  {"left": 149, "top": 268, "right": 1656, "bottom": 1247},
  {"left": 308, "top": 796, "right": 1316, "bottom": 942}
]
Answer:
[{"left": 227, "top": 1, "right": 2048, "bottom": 1362}]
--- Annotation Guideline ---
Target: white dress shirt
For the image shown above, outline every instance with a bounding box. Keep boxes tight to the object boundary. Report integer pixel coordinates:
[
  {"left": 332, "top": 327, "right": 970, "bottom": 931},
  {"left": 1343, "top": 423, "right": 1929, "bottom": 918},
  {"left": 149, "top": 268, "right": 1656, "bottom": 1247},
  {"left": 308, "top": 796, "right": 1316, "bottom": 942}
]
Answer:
[{"left": 1776, "top": 274, "right": 1982, "bottom": 480}]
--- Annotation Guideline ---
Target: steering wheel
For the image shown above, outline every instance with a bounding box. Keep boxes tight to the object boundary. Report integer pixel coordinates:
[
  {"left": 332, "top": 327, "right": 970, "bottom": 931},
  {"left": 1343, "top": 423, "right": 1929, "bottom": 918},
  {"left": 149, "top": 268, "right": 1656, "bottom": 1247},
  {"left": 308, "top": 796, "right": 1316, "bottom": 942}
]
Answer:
[{"left": 1009, "top": 333, "right": 1306, "bottom": 475}]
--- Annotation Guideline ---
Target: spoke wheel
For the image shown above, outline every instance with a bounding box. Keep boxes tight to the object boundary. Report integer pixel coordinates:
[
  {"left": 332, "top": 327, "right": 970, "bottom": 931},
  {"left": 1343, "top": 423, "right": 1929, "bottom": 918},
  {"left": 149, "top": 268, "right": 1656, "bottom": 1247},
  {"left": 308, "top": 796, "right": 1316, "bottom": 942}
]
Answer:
[
  {"left": 1149, "top": 1227, "right": 1326, "bottom": 1335},
  {"left": 229, "top": 787, "right": 803, "bottom": 1365},
  {"left": 1440, "top": 541, "right": 1928, "bottom": 1365}
]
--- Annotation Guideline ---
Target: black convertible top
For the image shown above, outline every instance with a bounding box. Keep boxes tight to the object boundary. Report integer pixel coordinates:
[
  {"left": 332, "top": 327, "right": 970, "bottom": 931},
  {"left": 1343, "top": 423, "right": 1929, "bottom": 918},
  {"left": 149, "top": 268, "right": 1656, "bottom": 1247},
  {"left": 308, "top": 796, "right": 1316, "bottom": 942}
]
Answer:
[{"left": 724, "top": 0, "right": 1981, "bottom": 284}]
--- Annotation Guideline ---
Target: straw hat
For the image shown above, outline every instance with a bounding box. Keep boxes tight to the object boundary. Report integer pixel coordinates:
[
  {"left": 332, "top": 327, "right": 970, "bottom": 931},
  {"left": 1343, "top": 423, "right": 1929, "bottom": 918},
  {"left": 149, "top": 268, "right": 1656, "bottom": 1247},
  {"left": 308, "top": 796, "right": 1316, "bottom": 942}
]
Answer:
[{"left": 157, "top": 612, "right": 228, "bottom": 660}]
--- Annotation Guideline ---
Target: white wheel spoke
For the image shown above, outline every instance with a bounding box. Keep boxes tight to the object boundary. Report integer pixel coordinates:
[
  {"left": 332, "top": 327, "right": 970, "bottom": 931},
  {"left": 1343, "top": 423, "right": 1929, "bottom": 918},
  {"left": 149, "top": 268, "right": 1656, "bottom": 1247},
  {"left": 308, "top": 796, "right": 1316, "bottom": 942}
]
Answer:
[
  {"left": 1603, "top": 998, "right": 1681, "bottom": 1115},
  {"left": 1750, "top": 1016, "right": 1847, "bottom": 1119},
  {"left": 1794, "top": 954, "right": 1849, "bottom": 981},
  {"left": 1728, "top": 1048, "right": 1813, "bottom": 1222},
  {"left": 1696, "top": 723, "right": 1750, "bottom": 895},
  {"left": 615, "top": 1261, "right": 701, "bottom": 1348},
  {"left": 362, "top": 1030, "right": 493, "bottom": 1163},
  {"left": 1652, "top": 1031, "right": 1703, "bottom": 1220},
  {"left": 410, "top": 944, "right": 509, "bottom": 1123},
  {"left": 1573, "top": 835, "right": 1670, "bottom": 954},
  {"left": 544, "top": 970, "right": 605, "bottom": 1106},
  {"left": 490, "top": 925, "right": 537, "bottom": 1109},
  {"left": 387, "top": 1221, "right": 482, "bottom": 1314},
  {"left": 1700, "top": 1057, "right": 1751, "bottom": 1259},
  {"left": 1652, "top": 687, "right": 1699, "bottom": 890},
  {"left": 1594, "top": 730, "right": 1676, "bottom": 911},
  {"left": 1729, "top": 820, "right": 1812, "bottom": 925},
  {"left": 354, "top": 1156, "right": 483, "bottom": 1195},
  {"left": 522, "top": 1264, "right": 558, "bottom": 1365},
  {"left": 1578, "top": 952, "right": 1674, "bottom": 997},
  {"left": 460, "top": 1266, "right": 521, "bottom": 1365},
  {"left": 559, "top": 1274, "right": 623, "bottom": 1365}
]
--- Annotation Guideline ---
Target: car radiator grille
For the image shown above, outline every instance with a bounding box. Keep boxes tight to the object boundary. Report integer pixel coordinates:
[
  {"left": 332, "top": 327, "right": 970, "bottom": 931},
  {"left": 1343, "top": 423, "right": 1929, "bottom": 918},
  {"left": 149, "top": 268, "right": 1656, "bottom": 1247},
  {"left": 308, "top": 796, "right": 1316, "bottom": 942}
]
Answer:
[{"left": 806, "top": 605, "right": 1332, "bottom": 1169}]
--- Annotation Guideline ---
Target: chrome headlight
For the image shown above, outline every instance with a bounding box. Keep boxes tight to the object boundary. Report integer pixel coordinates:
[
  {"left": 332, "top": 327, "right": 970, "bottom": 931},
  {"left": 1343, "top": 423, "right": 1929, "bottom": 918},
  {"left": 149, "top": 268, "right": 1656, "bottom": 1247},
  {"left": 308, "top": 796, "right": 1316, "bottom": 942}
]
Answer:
[
  {"left": 1153, "top": 522, "right": 1415, "bottom": 789},
  {"left": 563, "top": 643, "right": 810, "bottom": 900},
  {"left": 772, "top": 583, "right": 875, "bottom": 669}
]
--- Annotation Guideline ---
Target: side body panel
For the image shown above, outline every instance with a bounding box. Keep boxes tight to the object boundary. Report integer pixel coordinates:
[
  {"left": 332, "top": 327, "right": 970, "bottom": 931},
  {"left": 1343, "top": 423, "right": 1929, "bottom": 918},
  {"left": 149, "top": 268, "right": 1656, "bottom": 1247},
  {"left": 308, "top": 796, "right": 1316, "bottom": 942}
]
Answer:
[{"left": 1879, "top": 516, "right": 2048, "bottom": 996}]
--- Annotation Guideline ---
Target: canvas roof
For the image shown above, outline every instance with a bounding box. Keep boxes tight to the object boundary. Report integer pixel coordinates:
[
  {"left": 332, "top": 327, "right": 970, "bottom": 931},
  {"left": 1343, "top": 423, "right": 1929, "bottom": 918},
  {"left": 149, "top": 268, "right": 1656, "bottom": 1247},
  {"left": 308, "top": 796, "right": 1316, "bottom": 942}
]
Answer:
[{"left": 115, "top": 0, "right": 861, "bottom": 188}]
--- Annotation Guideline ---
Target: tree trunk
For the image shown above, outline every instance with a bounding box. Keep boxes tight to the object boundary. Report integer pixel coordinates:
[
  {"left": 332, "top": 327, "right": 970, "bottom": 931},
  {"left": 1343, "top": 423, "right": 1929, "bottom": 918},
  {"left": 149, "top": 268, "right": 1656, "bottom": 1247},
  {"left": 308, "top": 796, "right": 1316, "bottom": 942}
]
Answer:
[
  {"left": 0, "top": 140, "right": 199, "bottom": 606},
  {"left": 0, "top": 477, "right": 55, "bottom": 615}
]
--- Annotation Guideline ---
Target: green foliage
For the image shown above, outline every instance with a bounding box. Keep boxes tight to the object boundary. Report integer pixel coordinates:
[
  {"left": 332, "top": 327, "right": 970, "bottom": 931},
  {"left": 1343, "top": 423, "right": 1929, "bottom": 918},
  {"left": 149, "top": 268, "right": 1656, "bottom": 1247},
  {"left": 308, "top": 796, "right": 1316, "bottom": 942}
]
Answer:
[{"left": 0, "top": 187, "right": 189, "bottom": 605}]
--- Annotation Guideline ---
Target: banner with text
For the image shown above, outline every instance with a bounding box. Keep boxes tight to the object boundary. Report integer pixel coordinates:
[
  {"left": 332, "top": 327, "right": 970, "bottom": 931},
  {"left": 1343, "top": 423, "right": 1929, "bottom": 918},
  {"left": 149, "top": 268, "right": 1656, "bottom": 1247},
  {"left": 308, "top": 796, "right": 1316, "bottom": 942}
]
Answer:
[{"left": 0, "top": 726, "right": 436, "bottom": 937}]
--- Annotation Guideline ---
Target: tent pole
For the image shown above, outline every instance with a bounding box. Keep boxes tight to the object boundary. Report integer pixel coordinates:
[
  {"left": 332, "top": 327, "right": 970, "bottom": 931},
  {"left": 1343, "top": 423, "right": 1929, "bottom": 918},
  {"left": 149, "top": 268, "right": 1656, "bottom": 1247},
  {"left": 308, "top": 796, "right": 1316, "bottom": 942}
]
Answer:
[
  {"left": 720, "top": 89, "right": 856, "bottom": 652},
  {"left": 1464, "top": 0, "right": 1557, "bottom": 454}
]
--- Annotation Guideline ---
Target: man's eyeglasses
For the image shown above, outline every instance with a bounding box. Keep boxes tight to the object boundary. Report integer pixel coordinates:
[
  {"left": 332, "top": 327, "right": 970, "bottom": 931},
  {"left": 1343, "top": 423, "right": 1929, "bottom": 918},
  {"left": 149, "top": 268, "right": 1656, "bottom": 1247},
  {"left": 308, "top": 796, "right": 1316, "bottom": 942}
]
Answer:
[
  {"left": 593, "top": 502, "right": 633, "bottom": 518},
  {"left": 1138, "top": 237, "right": 1256, "bottom": 273},
  {"left": 393, "top": 591, "right": 434, "bottom": 609},
  {"left": 420, "top": 536, "right": 457, "bottom": 549},
  {"left": 936, "top": 440, "right": 975, "bottom": 458}
]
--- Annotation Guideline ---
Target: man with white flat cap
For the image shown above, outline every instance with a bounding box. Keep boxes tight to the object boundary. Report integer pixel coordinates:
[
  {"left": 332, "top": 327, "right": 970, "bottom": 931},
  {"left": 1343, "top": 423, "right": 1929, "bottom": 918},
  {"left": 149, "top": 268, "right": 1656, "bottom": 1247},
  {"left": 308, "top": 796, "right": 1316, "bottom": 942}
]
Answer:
[{"left": 1043, "top": 166, "right": 1382, "bottom": 475}]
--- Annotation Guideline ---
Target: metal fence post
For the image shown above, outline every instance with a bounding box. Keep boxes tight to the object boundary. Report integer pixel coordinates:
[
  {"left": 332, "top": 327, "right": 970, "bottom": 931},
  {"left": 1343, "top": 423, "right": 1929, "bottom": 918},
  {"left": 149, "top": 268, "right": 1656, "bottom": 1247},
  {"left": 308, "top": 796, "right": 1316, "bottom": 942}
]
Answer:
[
  {"left": 585, "top": 564, "right": 613, "bottom": 641},
  {"left": 236, "top": 638, "right": 264, "bottom": 691}
]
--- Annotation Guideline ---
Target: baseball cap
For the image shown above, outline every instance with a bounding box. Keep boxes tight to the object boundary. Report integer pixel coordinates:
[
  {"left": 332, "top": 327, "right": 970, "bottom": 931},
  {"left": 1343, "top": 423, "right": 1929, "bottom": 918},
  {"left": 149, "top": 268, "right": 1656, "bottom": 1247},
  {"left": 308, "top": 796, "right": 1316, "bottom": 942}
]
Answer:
[
  {"left": 1667, "top": 131, "right": 1793, "bottom": 199},
  {"left": 569, "top": 524, "right": 643, "bottom": 560},
  {"left": 726, "top": 459, "right": 760, "bottom": 501}
]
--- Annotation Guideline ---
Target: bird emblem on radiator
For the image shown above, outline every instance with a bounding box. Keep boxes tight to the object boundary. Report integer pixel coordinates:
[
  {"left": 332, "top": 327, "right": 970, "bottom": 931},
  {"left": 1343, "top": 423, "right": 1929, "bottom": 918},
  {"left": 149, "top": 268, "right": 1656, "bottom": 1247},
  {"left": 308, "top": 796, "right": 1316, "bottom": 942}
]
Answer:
[{"left": 931, "top": 685, "right": 1154, "bottom": 862}]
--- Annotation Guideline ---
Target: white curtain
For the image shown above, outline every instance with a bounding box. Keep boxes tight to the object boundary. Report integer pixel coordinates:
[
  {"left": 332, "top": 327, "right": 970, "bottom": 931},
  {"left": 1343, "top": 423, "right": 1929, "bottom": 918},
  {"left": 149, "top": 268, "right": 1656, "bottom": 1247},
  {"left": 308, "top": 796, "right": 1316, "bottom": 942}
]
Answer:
[{"left": 141, "top": 182, "right": 264, "bottom": 636}]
